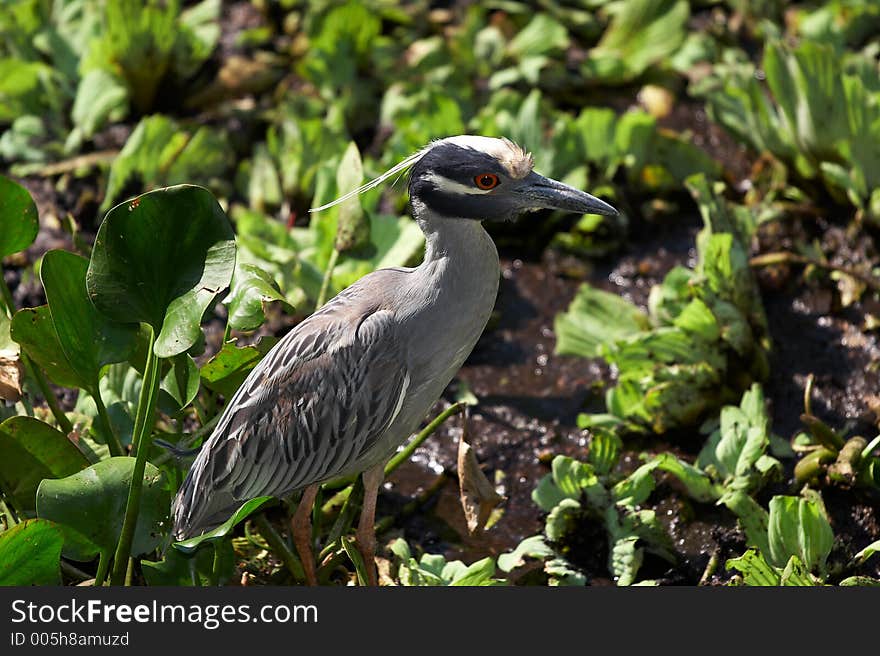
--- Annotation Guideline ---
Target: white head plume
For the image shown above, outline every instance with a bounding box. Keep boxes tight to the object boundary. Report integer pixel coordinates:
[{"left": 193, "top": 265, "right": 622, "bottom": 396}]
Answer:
[{"left": 309, "top": 146, "right": 429, "bottom": 213}]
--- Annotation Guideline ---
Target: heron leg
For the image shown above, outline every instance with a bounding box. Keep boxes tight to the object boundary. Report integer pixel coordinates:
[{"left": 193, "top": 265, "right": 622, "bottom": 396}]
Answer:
[
  {"left": 291, "top": 484, "right": 320, "bottom": 586},
  {"left": 356, "top": 463, "right": 385, "bottom": 586}
]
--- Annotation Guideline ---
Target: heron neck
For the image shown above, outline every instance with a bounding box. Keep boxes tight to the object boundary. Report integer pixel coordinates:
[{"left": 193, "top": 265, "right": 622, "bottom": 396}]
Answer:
[
  {"left": 416, "top": 215, "right": 499, "bottom": 279},
  {"left": 399, "top": 208, "right": 499, "bottom": 372}
]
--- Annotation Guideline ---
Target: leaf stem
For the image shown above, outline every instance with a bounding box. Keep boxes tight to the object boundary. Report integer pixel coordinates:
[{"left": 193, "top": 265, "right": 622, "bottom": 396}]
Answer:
[
  {"left": 316, "top": 248, "right": 339, "bottom": 309},
  {"left": 0, "top": 272, "right": 16, "bottom": 317},
  {"left": 21, "top": 355, "right": 74, "bottom": 435},
  {"left": 93, "top": 388, "right": 125, "bottom": 457},
  {"left": 94, "top": 550, "right": 110, "bottom": 587},
  {"left": 210, "top": 545, "right": 221, "bottom": 586},
  {"left": 385, "top": 401, "right": 466, "bottom": 475},
  {"left": 110, "top": 327, "right": 161, "bottom": 585},
  {"left": 698, "top": 548, "right": 720, "bottom": 585}
]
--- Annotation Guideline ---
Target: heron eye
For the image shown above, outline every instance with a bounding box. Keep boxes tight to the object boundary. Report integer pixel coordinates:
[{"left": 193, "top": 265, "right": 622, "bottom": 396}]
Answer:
[{"left": 474, "top": 173, "right": 500, "bottom": 190}]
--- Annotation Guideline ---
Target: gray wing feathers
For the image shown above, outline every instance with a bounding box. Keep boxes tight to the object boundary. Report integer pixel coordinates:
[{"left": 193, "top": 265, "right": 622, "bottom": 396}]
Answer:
[{"left": 172, "top": 290, "right": 407, "bottom": 539}]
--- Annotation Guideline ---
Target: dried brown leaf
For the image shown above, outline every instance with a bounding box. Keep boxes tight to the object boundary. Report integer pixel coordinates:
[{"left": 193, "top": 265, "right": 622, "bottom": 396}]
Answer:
[
  {"left": 458, "top": 431, "right": 503, "bottom": 536},
  {"left": 0, "top": 354, "right": 23, "bottom": 403}
]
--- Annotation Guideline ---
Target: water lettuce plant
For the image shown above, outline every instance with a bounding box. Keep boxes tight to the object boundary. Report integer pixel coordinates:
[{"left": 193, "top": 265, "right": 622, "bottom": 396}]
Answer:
[
  {"left": 500, "top": 431, "right": 674, "bottom": 586},
  {"left": 556, "top": 175, "right": 769, "bottom": 434},
  {"left": 723, "top": 491, "right": 880, "bottom": 586},
  {"left": 697, "top": 39, "right": 880, "bottom": 221},
  {"left": 0, "top": 0, "right": 220, "bottom": 170},
  {"left": 388, "top": 538, "right": 506, "bottom": 586}
]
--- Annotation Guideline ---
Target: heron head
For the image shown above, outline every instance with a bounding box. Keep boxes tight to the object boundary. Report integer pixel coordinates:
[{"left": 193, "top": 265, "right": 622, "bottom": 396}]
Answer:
[
  {"left": 408, "top": 135, "right": 617, "bottom": 222},
  {"left": 311, "top": 135, "right": 617, "bottom": 221}
]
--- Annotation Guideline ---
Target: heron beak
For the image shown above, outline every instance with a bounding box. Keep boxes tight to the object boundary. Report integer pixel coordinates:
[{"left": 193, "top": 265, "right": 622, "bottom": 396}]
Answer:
[{"left": 518, "top": 172, "right": 618, "bottom": 216}]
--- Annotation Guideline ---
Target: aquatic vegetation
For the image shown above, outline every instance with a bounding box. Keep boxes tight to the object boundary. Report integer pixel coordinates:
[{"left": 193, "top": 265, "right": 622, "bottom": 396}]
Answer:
[
  {"left": 557, "top": 176, "right": 769, "bottom": 434},
  {"left": 501, "top": 432, "right": 674, "bottom": 586}
]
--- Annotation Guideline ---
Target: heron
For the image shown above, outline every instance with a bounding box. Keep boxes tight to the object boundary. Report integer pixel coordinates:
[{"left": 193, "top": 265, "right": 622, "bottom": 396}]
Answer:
[{"left": 171, "top": 135, "right": 617, "bottom": 585}]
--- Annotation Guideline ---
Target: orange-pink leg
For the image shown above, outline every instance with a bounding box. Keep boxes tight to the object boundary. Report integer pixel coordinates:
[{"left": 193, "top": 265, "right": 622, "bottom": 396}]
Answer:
[
  {"left": 356, "top": 464, "right": 385, "bottom": 586},
  {"left": 291, "top": 484, "right": 320, "bottom": 586}
]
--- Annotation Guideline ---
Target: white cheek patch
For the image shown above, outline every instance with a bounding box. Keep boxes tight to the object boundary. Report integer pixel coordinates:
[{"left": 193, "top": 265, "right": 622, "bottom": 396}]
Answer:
[{"left": 424, "top": 171, "right": 494, "bottom": 195}]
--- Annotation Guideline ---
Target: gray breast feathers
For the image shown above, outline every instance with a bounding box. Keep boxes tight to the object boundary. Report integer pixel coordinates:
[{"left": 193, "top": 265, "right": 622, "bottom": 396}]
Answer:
[{"left": 172, "top": 285, "right": 409, "bottom": 538}]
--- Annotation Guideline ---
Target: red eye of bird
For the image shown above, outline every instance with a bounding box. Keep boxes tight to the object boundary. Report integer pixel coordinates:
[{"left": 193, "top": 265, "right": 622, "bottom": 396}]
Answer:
[{"left": 474, "top": 173, "right": 500, "bottom": 190}]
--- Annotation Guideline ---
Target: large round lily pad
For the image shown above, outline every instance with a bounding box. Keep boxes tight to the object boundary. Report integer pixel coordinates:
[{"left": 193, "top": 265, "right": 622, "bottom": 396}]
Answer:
[{"left": 86, "top": 185, "right": 236, "bottom": 358}]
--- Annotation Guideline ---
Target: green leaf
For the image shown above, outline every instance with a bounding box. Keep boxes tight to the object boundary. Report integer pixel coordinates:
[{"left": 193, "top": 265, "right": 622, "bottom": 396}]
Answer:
[
  {"left": 159, "top": 353, "right": 200, "bottom": 411},
  {"left": 696, "top": 384, "right": 778, "bottom": 493},
  {"left": 673, "top": 298, "right": 720, "bottom": 341},
  {"left": 532, "top": 474, "right": 568, "bottom": 513},
  {"left": 545, "top": 498, "right": 582, "bottom": 542},
  {"left": 11, "top": 306, "right": 84, "bottom": 389},
  {"left": 552, "top": 456, "right": 598, "bottom": 499},
  {"left": 779, "top": 555, "right": 817, "bottom": 586},
  {"left": 613, "top": 462, "right": 658, "bottom": 508},
  {"left": 545, "top": 557, "right": 587, "bottom": 586},
  {"left": 763, "top": 41, "right": 849, "bottom": 170},
  {"left": 767, "top": 494, "right": 834, "bottom": 575},
  {"left": 0, "top": 174, "right": 39, "bottom": 258},
  {"left": 200, "top": 339, "right": 273, "bottom": 397},
  {"left": 726, "top": 548, "right": 781, "bottom": 586},
  {"left": 721, "top": 490, "right": 770, "bottom": 556},
  {"left": 508, "top": 14, "right": 569, "bottom": 58},
  {"left": 388, "top": 537, "right": 411, "bottom": 562},
  {"left": 41, "top": 250, "right": 139, "bottom": 392},
  {"left": 839, "top": 576, "right": 880, "bottom": 587},
  {"left": 0, "top": 416, "right": 90, "bottom": 515},
  {"left": 173, "top": 496, "right": 274, "bottom": 553},
  {"left": 142, "top": 539, "right": 234, "bottom": 586},
  {"left": 587, "top": 430, "right": 622, "bottom": 477},
  {"left": 609, "top": 534, "right": 642, "bottom": 586},
  {"left": 497, "top": 535, "right": 554, "bottom": 573},
  {"left": 853, "top": 539, "right": 880, "bottom": 566},
  {"left": 554, "top": 284, "right": 650, "bottom": 358},
  {"left": 450, "top": 557, "right": 504, "bottom": 586},
  {"left": 333, "top": 141, "right": 369, "bottom": 253},
  {"left": 0, "top": 519, "right": 63, "bottom": 585},
  {"left": 87, "top": 185, "right": 236, "bottom": 358},
  {"left": 101, "top": 116, "right": 233, "bottom": 212},
  {"left": 575, "top": 107, "right": 618, "bottom": 170},
  {"left": 586, "top": 0, "right": 689, "bottom": 83},
  {"left": 37, "top": 457, "right": 169, "bottom": 561},
  {"left": 224, "top": 264, "right": 292, "bottom": 332},
  {"left": 639, "top": 453, "right": 720, "bottom": 503},
  {"left": 391, "top": 538, "right": 505, "bottom": 586},
  {"left": 175, "top": 0, "right": 222, "bottom": 79},
  {"left": 71, "top": 69, "right": 128, "bottom": 139}
]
